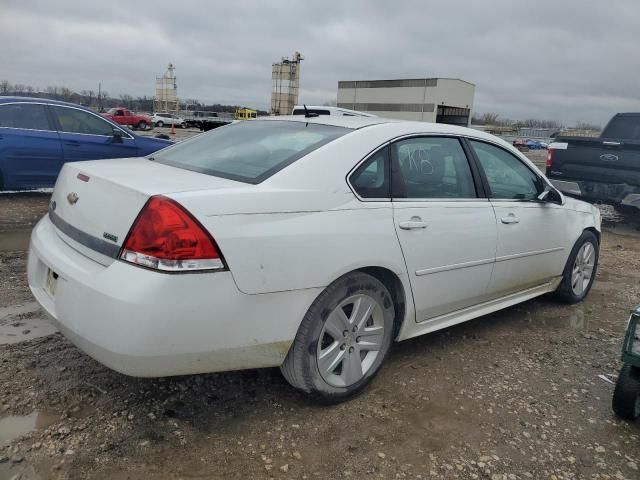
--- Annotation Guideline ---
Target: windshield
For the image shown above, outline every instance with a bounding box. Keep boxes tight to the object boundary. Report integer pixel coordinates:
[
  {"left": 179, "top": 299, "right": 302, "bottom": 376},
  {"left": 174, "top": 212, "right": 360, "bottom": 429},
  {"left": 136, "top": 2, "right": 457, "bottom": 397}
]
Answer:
[{"left": 152, "top": 120, "right": 350, "bottom": 184}]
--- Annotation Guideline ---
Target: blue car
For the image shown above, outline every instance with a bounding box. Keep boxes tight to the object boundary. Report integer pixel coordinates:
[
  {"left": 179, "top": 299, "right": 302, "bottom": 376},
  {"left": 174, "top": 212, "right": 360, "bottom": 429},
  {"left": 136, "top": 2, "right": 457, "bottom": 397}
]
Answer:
[
  {"left": 525, "top": 139, "right": 545, "bottom": 150},
  {"left": 0, "top": 97, "right": 173, "bottom": 190}
]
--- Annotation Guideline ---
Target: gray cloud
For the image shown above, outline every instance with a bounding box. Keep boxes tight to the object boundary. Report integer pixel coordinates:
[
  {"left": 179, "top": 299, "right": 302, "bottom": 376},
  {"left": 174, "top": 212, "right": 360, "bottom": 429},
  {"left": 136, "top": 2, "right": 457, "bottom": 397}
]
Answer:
[{"left": 1, "top": 0, "right": 639, "bottom": 125}]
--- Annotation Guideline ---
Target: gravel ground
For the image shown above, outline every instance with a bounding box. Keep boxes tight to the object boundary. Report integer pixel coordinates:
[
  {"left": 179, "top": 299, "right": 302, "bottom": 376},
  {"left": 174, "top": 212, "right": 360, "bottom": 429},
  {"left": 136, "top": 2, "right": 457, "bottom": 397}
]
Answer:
[{"left": 1, "top": 152, "right": 640, "bottom": 479}]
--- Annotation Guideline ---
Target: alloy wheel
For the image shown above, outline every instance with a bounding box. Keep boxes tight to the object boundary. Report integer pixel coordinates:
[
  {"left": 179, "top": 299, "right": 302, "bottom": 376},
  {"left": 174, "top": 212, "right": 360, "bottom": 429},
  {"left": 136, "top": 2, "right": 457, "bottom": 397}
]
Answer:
[
  {"left": 571, "top": 242, "right": 595, "bottom": 296},
  {"left": 316, "top": 294, "right": 385, "bottom": 388}
]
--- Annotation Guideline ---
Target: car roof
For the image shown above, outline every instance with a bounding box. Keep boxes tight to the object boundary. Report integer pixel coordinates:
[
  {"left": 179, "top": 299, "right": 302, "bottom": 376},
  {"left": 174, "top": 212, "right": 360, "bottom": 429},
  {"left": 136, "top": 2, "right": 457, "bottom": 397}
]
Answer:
[
  {"left": 0, "top": 96, "right": 90, "bottom": 108},
  {"left": 258, "top": 115, "right": 494, "bottom": 138},
  {"left": 258, "top": 115, "right": 398, "bottom": 129},
  {"left": 292, "top": 105, "right": 377, "bottom": 117}
]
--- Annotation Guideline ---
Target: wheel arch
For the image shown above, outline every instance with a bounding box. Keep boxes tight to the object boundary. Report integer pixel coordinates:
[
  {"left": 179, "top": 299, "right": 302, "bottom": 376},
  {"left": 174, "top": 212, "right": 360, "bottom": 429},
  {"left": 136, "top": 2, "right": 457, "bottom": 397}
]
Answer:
[
  {"left": 584, "top": 226, "right": 600, "bottom": 245},
  {"left": 357, "top": 266, "right": 408, "bottom": 340}
]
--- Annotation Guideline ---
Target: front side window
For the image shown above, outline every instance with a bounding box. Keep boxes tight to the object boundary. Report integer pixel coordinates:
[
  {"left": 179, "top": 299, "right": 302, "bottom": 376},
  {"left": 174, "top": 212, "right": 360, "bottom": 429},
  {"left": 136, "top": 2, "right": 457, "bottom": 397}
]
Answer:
[
  {"left": 350, "top": 148, "right": 389, "bottom": 198},
  {"left": 53, "top": 107, "right": 115, "bottom": 136},
  {"left": 390, "top": 136, "right": 476, "bottom": 199},
  {"left": 470, "top": 140, "right": 543, "bottom": 200},
  {"left": 153, "top": 120, "right": 350, "bottom": 184},
  {"left": 0, "top": 103, "right": 53, "bottom": 131}
]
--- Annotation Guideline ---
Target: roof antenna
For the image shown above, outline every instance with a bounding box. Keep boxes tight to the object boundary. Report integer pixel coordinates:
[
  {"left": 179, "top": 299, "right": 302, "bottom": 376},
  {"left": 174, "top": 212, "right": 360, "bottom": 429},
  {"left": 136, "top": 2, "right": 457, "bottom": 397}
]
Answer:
[{"left": 303, "top": 104, "right": 319, "bottom": 118}]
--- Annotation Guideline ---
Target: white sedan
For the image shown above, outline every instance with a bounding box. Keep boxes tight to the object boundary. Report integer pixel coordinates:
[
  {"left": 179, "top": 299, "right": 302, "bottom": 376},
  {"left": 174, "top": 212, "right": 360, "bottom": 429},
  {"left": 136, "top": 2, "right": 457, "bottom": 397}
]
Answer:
[
  {"left": 28, "top": 116, "right": 601, "bottom": 402},
  {"left": 151, "top": 112, "right": 185, "bottom": 128}
]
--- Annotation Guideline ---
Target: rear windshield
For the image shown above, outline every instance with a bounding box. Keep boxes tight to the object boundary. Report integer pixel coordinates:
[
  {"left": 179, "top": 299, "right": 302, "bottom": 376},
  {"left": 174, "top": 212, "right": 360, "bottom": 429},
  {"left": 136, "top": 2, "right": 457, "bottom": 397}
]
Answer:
[
  {"left": 152, "top": 120, "right": 350, "bottom": 183},
  {"left": 602, "top": 115, "right": 640, "bottom": 140}
]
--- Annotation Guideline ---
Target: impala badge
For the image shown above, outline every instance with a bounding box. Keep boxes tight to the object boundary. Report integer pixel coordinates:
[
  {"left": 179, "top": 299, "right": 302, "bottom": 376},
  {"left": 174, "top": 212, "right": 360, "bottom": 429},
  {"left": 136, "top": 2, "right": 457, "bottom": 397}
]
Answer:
[
  {"left": 600, "top": 153, "right": 619, "bottom": 162},
  {"left": 66, "top": 192, "right": 79, "bottom": 205}
]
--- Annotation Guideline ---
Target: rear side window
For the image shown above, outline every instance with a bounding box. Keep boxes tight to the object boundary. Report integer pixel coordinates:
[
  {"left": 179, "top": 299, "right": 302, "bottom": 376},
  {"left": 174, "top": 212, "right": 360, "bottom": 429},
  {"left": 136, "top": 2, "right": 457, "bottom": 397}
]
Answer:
[
  {"left": 153, "top": 120, "right": 350, "bottom": 184},
  {"left": 53, "top": 107, "right": 115, "bottom": 136},
  {"left": 293, "top": 109, "right": 331, "bottom": 116},
  {"left": 602, "top": 116, "right": 640, "bottom": 140},
  {"left": 350, "top": 148, "right": 389, "bottom": 199},
  {"left": 0, "top": 103, "right": 53, "bottom": 131}
]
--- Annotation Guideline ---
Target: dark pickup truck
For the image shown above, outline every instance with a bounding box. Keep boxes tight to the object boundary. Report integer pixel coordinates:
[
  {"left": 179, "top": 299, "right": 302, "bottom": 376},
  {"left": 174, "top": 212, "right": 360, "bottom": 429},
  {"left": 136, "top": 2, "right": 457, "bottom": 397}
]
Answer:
[{"left": 546, "top": 113, "right": 640, "bottom": 212}]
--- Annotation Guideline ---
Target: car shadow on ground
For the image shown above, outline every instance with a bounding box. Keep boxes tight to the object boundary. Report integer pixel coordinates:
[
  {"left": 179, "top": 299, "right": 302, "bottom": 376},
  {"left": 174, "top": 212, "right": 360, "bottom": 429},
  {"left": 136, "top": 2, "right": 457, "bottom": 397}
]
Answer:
[{"left": 22, "top": 292, "right": 588, "bottom": 426}]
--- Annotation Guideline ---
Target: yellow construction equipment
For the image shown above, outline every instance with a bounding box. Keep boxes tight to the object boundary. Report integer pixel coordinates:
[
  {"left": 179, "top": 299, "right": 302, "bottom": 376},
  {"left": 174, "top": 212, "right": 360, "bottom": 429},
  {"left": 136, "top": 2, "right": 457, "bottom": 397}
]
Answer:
[{"left": 234, "top": 108, "right": 257, "bottom": 120}]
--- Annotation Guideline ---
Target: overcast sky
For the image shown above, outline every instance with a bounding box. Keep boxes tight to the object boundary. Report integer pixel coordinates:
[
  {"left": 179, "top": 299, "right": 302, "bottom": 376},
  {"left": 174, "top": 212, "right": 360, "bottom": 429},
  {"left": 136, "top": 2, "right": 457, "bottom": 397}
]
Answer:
[{"left": 1, "top": 0, "right": 639, "bottom": 126}]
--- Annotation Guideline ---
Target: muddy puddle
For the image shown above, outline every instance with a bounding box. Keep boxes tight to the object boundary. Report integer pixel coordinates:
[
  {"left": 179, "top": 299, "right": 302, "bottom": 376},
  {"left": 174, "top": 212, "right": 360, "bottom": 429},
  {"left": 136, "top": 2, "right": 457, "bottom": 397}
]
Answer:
[
  {"left": 0, "top": 229, "right": 31, "bottom": 251},
  {"left": 0, "top": 411, "right": 58, "bottom": 445},
  {"left": 511, "top": 306, "right": 591, "bottom": 332},
  {"left": 0, "top": 301, "right": 57, "bottom": 345}
]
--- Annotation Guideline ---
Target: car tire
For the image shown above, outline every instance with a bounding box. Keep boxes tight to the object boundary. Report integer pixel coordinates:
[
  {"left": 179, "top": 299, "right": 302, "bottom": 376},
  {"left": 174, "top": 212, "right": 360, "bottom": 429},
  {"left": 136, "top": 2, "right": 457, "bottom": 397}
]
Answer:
[
  {"left": 612, "top": 364, "right": 640, "bottom": 420},
  {"left": 554, "top": 230, "right": 599, "bottom": 304},
  {"left": 156, "top": 121, "right": 164, "bottom": 128},
  {"left": 137, "top": 121, "right": 148, "bottom": 131},
  {"left": 280, "top": 271, "right": 395, "bottom": 403}
]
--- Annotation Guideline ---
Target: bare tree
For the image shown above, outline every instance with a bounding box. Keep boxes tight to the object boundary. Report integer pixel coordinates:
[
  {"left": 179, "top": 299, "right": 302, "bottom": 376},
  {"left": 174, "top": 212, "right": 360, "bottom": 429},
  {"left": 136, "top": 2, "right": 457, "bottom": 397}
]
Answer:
[
  {"left": 471, "top": 112, "right": 514, "bottom": 127},
  {"left": 516, "top": 118, "right": 563, "bottom": 129},
  {"left": 575, "top": 121, "right": 601, "bottom": 131},
  {"left": 0, "top": 80, "right": 11, "bottom": 94},
  {"left": 60, "top": 87, "right": 73, "bottom": 101}
]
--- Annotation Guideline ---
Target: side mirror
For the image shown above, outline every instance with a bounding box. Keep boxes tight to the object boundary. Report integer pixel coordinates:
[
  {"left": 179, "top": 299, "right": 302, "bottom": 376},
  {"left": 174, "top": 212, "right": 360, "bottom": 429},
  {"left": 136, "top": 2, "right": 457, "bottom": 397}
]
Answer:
[
  {"left": 112, "top": 129, "right": 123, "bottom": 143},
  {"left": 537, "top": 185, "right": 551, "bottom": 202},
  {"left": 538, "top": 184, "right": 562, "bottom": 203}
]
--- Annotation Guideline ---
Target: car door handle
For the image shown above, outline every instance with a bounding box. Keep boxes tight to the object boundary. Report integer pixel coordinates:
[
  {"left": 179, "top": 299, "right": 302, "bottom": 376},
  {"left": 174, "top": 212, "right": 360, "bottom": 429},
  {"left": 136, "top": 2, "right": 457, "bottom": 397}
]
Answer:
[
  {"left": 501, "top": 214, "right": 520, "bottom": 224},
  {"left": 64, "top": 140, "right": 81, "bottom": 147},
  {"left": 398, "top": 219, "right": 427, "bottom": 230}
]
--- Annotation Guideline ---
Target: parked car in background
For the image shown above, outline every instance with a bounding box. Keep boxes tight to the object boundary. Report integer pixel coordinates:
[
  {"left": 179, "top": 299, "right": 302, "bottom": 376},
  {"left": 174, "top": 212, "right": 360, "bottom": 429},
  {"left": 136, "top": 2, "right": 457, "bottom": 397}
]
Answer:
[
  {"left": 183, "top": 111, "right": 235, "bottom": 131},
  {"left": 292, "top": 105, "right": 377, "bottom": 117},
  {"left": 28, "top": 116, "right": 601, "bottom": 402},
  {"left": 513, "top": 138, "right": 546, "bottom": 151},
  {"left": 0, "top": 97, "right": 172, "bottom": 190},
  {"left": 547, "top": 112, "right": 640, "bottom": 212},
  {"left": 102, "top": 107, "right": 153, "bottom": 131},
  {"left": 512, "top": 138, "right": 530, "bottom": 152},
  {"left": 152, "top": 112, "right": 185, "bottom": 128},
  {"left": 525, "top": 139, "right": 546, "bottom": 150}
]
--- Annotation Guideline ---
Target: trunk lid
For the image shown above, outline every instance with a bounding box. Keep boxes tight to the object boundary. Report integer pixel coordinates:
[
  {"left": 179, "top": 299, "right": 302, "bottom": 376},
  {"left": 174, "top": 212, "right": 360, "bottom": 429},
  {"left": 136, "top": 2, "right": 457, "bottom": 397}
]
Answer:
[{"left": 49, "top": 157, "right": 241, "bottom": 265}]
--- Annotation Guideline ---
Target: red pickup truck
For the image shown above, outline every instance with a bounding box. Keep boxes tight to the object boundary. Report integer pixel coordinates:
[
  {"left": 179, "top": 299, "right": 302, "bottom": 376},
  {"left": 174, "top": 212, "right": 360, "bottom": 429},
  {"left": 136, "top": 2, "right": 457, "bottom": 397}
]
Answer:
[{"left": 102, "top": 107, "right": 153, "bottom": 131}]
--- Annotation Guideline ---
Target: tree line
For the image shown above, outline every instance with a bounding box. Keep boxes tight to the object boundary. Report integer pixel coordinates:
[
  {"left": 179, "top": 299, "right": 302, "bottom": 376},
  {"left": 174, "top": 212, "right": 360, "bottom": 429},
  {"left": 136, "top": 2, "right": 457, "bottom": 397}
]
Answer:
[
  {"left": 0, "top": 80, "right": 268, "bottom": 115},
  {"left": 471, "top": 111, "right": 601, "bottom": 131}
]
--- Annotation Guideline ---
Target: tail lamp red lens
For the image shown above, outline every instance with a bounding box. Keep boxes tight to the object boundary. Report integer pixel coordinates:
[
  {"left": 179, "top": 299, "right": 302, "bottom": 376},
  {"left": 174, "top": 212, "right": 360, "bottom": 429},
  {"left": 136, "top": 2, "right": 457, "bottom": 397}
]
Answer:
[
  {"left": 119, "top": 196, "right": 225, "bottom": 272},
  {"left": 546, "top": 149, "right": 554, "bottom": 169}
]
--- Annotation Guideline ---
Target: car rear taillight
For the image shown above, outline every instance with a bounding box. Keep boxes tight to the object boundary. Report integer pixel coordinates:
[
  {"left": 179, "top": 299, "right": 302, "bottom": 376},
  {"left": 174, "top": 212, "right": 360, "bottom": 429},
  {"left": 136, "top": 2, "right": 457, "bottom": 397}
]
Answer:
[
  {"left": 545, "top": 149, "right": 554, "bottom": 173},
  {"left": 119, "top": 195, "right": 225, "bottom": 272}
]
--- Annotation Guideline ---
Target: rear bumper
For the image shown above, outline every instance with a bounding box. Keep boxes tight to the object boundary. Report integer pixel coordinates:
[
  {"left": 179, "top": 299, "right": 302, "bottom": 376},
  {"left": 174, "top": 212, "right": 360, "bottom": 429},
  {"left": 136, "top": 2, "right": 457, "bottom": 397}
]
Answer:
[
  {"left": 549, "top": 178, "right": 640, "bottom": 210},
  {"left": 28, "top": 215, "right": 319, "bottom": 377}
]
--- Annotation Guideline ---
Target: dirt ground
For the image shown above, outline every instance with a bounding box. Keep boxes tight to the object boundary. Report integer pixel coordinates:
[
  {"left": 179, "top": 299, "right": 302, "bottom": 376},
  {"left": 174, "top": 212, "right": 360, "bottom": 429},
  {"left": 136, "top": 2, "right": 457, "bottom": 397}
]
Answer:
[{"left": 1, "top": 163, "right": 640, "bottom": 479}]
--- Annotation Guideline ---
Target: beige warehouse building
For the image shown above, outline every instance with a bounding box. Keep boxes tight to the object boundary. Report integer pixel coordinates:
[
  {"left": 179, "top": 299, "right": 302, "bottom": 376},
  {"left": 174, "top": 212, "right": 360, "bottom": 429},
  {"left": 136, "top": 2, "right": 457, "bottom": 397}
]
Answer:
[{"left": 337, "top": 78, "right": 474, "bottom": 126}]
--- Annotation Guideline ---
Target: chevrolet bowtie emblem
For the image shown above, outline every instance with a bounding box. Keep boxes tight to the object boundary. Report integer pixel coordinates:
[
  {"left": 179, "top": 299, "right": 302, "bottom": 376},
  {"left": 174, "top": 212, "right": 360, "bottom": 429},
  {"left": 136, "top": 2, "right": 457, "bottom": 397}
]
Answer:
[{"left": 67, "top": 192, "right": 79, "bottom": 205}]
